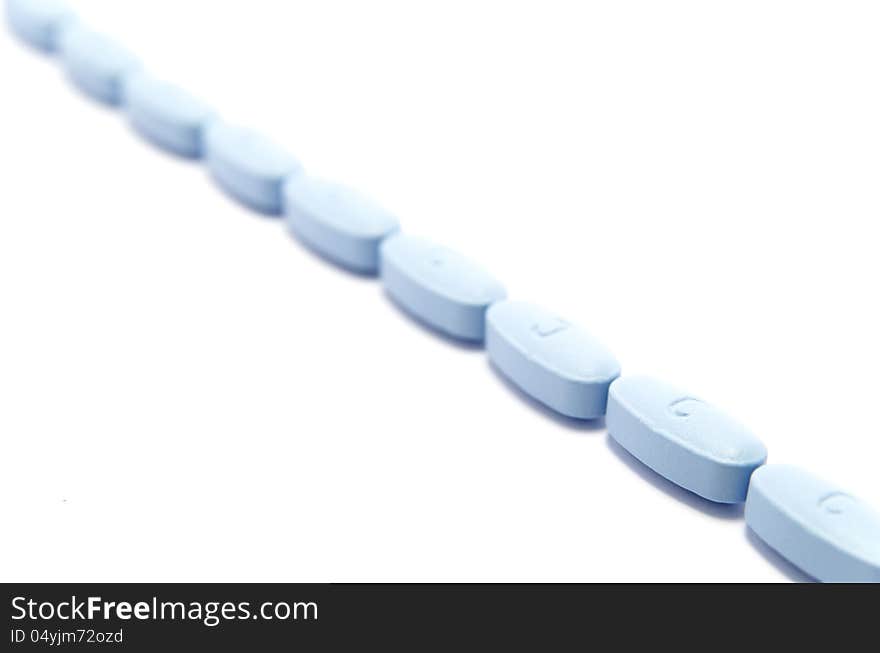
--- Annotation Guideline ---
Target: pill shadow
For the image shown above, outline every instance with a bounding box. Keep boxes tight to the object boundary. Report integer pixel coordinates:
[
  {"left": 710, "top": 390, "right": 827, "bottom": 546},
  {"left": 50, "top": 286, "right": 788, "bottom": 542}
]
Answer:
[
  {"left": 60, "top": 73, "right": 123, "bottom": 113},
  {"left": 487, "top": 361, "right": 606, "bottom": 434},
  {"left": 126, "top": 122, "right": 203, "bottom": 165},
  {"left": 205, "top": 175, "right": 285, "bottom": 218},
  {"left": 605, "top": 436, "right": 745, "bottom": 520},
  {"left": 744, "top": 528, "right": 815, "bottom": 583},
  {"left": 286, "top": 232, "right": 380, "bottom": 282},
  {"left": 381, "top": 290, "right": 485, "bottom": 352},
  {"left": 11, "top": 35, "right": 60, "bottom": 60}
]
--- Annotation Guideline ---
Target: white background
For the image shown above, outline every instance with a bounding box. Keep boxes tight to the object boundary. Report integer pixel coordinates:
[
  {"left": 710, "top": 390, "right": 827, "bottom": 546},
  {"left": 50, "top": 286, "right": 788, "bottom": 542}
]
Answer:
[{"left": 1, "top": 0, "right": 878, "bottom": 582}]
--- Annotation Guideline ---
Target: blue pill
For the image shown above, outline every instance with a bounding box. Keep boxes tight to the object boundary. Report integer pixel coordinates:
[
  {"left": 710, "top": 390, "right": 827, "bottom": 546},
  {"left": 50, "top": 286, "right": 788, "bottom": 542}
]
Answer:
[
  {"left": 58, "top": 24, "right": 141, "bottom": 105},
  {"left": 124, "top": 73, "right": 216, "bottom": 158},
  {"left": 380, "top": 235, "right": 506, "bottom": 342},
  {"left": 5, "top": 0, "right": 75, "bottom": 52},
  {"left": 283, "top": 176, "right": 400, "bottom": 274},
  {"left": 205, "top": 122, "right": 303, "bottom": 215},
  {"left": 486, "top": 301, "right": 620, "bottom": 419},
  {"left": 606, "top": 376, "right": 767, "bottom": 503},
  {"left": 746, "top": 465, "right": 880, "bottom": 582}
]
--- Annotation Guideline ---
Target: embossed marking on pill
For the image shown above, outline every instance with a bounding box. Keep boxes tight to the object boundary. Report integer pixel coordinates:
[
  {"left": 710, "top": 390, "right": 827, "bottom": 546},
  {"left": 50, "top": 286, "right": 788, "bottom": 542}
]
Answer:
[
  {"left": 531, "top": 319, "right": 568, "bottom": 337},
  {"left": 819, "top": 492, "right": 854, "bottom": 515},
  {"left": 668, "top": 397, "right": 703, "bottom": 417}
]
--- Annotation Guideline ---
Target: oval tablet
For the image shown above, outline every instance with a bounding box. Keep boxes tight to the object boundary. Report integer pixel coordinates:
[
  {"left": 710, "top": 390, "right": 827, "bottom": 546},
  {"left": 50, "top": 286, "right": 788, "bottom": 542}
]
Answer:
[
  {"left": 380, "top": 235, "right": 506, "bottom": 342},
  {"left": 283, "top": 176, "right": 400, "bottom": 274},
  {"left": 486, "top": 301, "right": 620, "bottom": 419},
  {"left": 746, "top": 465, "right": 880, "bottom": 582},
  {"left": 58, "top": 25, "right": 141, "bottom": 105},
  {"left": 606, "top": 376, "right": 767, "bottom": 503},
  {"left": 124, "top": 74, "right": 216, "bottom": 158},
  {"left": 205, "top": 122, "right": 303, "bottom": 215},
  {"left": 5, "top": 0, "right": 75, "bottom": 52}
]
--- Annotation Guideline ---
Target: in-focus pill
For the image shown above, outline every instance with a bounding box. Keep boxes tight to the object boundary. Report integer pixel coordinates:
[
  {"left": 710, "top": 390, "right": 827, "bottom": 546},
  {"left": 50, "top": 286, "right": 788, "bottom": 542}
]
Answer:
[
  {"left": 380, "top": 234, "right": 506, "bottom": 342},
  {"left": 205, "top": 122, "right": 303, "bottom": 215},
  {"left": 486, "top": 301, "right": 620, "bottom": 419},
  {"left": 746, "top": 465, "right": 880, "bottom": 582},
  {"left": 5, "top": 0, "right": 75, "bottom": 52},
  {"left": 124, "top": 73, "right": 216, "bottom": 158},
  {"left": 283, "top": 176, "right": 400, "bottom": 274},
  {"left": 606, "top": 376, "right": 767, "bottom": 503},
  {"left": 58, "top": 25, "right": 141, "bottom": 105}
]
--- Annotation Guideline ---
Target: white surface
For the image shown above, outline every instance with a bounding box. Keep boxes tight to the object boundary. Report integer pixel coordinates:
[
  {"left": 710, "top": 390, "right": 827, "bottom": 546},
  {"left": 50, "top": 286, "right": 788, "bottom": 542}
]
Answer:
[{"left": 1, "top": 0, "right": 878, "bottom": 582}]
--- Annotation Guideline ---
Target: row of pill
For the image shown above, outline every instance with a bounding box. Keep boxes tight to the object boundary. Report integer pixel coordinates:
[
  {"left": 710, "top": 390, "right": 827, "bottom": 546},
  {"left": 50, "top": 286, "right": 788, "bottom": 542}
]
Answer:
[{"left": 7, "top": 0, "right": 879, "bottom": 582}]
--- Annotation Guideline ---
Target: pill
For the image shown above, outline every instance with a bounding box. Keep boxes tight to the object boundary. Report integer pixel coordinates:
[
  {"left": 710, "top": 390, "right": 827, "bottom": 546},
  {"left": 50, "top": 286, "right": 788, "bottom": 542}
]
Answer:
[
  {"left": 124, "top": 73, "right": 216, "bottom": 158},
  {"left": 205, "top": 122, "right": 303, "bottom": 215},
  {"left": 380, "top": 234, "right": 506, "bottom": 342},
  {"left": 58, "top": 25, "right": 141, "bottom": 105},
  {"left": 746, "top": 465, "right": 880, "bottom": 582},
  {"left": 486, "top": 301, "right": 620, "bottom": 419},
  {"left": 606, "top": 376, "right": 767, "bottom": 503},
  {"left": 283, "top": 176, "right": 400, "bottom": 274},
  {"left": 5, "top": 0, "right": 75, "bottom": 52}
]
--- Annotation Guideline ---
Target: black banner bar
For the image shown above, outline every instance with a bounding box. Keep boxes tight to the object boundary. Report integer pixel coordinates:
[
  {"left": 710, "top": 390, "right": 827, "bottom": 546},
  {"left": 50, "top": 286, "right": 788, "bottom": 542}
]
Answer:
[{"left": 3, "top": 583, "right": 876, "bottom": 649}]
